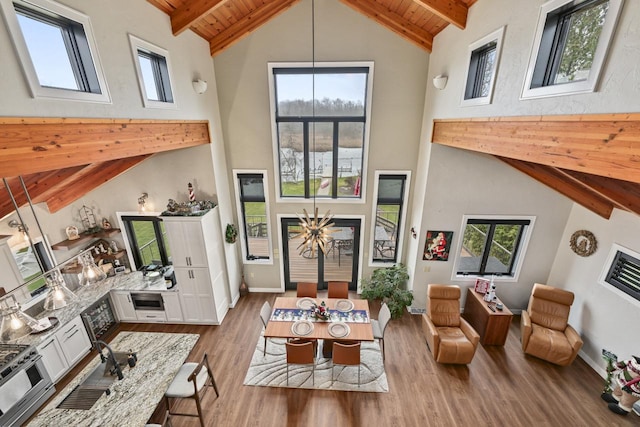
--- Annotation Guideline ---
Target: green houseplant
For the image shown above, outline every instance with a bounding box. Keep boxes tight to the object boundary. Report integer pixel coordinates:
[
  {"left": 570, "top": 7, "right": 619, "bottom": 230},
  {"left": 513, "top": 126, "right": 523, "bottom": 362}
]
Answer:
[
  {"left": 225, "top": 224, "right": 238, "bottom": 243},
  {"left": 361, "top": 263, "right": 413, "bottom": 319}
]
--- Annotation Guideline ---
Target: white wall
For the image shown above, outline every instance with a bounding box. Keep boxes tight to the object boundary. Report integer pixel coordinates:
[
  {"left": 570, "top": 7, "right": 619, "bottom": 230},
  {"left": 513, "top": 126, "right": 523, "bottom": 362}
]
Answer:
[
  {"left": 414, "top": 0, "right": 640, "bottom": 373},
  {"left": 0, "top": 0, "right": 241, "bottom": 302},
  {"left": 212, "top": 0, "right": 429, "bottom": 289}
]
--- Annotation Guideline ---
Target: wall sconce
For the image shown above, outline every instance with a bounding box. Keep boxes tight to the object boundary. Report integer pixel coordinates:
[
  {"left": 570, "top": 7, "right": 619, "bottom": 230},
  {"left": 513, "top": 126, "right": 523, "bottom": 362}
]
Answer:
[
  {"left": 433, "top": 74, "right": 448, "bottom": 90},
  {"left": 9, "top": 219, "right": 29, "bottom": 242},
  {"left": 192, "top": 79, "right": 208, "bottom": 94},
  {"left": 138, "top": 192, "right": 148, "bottom": 212}
]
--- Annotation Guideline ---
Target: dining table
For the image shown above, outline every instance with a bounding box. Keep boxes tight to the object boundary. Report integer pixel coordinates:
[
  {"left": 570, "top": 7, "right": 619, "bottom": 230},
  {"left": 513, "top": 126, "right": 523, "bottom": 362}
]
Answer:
[{"left": 264, "top": 297, "right": 374, "bottom": 342}]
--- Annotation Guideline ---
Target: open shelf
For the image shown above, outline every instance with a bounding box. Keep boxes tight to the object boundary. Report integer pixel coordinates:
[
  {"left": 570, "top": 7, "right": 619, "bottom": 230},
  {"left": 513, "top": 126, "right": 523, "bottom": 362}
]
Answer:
[{"left": 51, "top": 229, "right": 121, "bottom": 251}]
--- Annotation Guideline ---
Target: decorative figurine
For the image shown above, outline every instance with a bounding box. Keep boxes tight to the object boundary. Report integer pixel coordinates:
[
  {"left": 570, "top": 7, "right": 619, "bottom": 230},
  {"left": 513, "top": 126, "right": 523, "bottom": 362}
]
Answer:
[
  {"left": 188, "top": 182, "right": 196, "bottom": 202},
  {"left": 110, "top": 241, "right": 119, "bottom": 252},
  {"left": 102, "top": 218, "right": 112, "bottom": 230},
  {"left": 65, "top": 225, "right": 79, "bottom": 240}
]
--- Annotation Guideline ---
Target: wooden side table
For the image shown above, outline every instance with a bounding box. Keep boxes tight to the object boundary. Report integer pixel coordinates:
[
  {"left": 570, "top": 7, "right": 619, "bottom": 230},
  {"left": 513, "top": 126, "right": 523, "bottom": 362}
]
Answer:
[{"left": 462, "top": 288, "right": 513, "bottom": 346}]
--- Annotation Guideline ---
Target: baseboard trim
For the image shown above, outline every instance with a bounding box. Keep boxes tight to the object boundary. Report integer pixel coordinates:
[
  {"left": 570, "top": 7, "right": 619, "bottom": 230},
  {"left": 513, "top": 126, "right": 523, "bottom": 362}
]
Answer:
[{"left": 248, "top": 287, "right": 284, "bottom": 293}]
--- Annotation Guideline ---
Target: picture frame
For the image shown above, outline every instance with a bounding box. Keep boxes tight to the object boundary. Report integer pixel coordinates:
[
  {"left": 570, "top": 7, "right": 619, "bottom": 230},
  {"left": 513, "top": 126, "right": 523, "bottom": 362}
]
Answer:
[
  {"left": 423, "top": 230, "right": 453, "bottom": 261},
  {"left": 474, "top": 278, "right": 490, "bottom": 294}
]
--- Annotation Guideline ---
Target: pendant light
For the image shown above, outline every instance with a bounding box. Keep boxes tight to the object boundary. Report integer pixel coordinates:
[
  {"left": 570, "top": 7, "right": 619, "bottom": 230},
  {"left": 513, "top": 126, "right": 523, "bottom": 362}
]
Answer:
[
  {"left": 296, "top": 0, "right": 334, "bottom": 258},
  {"left": 44, "top": 270, "right": 78, "bottom": 310},
  {"left": 79, "top": 252, "right": 107, "bottom": 286},
  {"left": 0, "top": 294, "right": 38, "bottom": 342}
]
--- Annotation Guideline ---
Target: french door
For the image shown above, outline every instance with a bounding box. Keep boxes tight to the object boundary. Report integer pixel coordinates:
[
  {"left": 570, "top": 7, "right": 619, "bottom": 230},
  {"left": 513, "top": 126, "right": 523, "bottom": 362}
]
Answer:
[{"left": 282, "top": 218, "right": 360, "bottom": 291}]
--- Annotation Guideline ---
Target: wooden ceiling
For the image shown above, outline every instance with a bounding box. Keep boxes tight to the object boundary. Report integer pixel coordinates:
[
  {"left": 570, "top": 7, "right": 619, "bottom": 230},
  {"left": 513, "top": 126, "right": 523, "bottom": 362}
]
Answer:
[{"left": 147, "top": 0, "right": 478, "bottom": 56}]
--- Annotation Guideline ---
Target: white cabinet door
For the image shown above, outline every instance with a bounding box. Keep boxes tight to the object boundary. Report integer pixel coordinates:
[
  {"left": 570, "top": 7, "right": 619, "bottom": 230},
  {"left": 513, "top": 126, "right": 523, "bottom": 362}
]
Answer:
[
  {"left": 57, "top": 316, "right": 91, "bottom": 367},
  {"left": 37, "top": 336, "right": 68, "bottom": 383},
  {"left": 163, "top": 219, "right": 208, "bottom": 268},
  {"left": 162, "top": 292, "right": 183, "bottom": 322},
  {"left": 111, "top": 291, "right": 137, "bottom": 321},
  {"left": 135, "top": 311, "right": 167, "bottom": 322},
  {"left": 177, "top": 267, "right": 217, "bottom": 324}
]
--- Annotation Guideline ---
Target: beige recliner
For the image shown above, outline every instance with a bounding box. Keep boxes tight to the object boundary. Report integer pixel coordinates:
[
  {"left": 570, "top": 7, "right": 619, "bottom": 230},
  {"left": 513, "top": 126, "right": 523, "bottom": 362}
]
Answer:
[
  {"left": 521, "top": 283, "right": 583, "bottom": 366},
  {"left": 422, "top": 284, "right": 479, "bottom": 364}
]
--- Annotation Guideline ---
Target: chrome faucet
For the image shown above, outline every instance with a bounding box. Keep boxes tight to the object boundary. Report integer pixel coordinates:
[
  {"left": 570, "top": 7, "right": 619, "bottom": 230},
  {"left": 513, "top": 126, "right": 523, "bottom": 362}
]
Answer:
[{"left": 95, "top": 340, "right": 124, "bottom": 380}]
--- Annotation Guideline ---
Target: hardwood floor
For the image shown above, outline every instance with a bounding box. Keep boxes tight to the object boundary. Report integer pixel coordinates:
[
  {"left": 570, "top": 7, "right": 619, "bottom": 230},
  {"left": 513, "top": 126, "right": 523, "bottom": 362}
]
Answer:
[{"left": 44, "top": 292, "right": 637, "bottom": 426}]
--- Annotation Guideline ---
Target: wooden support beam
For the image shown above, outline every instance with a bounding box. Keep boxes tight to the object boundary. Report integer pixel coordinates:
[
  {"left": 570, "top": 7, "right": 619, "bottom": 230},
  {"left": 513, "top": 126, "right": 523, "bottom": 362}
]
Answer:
[
  {"left": 0, "top": 118, "right": 210, "bottom": 177},
  {"left": 498, "top": 157, "right": 614, "bottom": 219},
  {"left": 171, "top": 0, "right": 226, "bottom": 36},
  {"left": 340, "top": 0, "right": 433, "bottom": 52},
  {"left": 432, "top": 114, "right": 640, "bottom": 184},
  {"left": 564, "top": 170, "right": 640, "bottom": 216},
  {"left": 414, "top": 0, "right": 467, "bottom": 29},
  {"left": 209, "top": 0, "right": 300, "bottom": 56}
]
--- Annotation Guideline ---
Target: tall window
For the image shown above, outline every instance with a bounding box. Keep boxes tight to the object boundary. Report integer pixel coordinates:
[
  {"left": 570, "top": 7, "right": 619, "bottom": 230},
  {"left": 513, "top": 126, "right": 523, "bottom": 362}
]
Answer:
[
  {"left": 129, "top": 35, "right": 175, "bottom": 108},
  {"left": 462, "top": 27, "right": 504, "bottom": 106},
  {"left": 0, "top": 0, "right": 110, "bottom": 102},
  {"left": 269, "top": 63, "right": 373, "bottom": 200},
  {"left": 120, "top": 216, "right": 171, "bottom": 270},
  {"left": 234, "top": 171, "right": 271, "bottom": 262},
  {"left": 522, "top": 0, "right": 623, "bottom": 98},
  {"left": 371, "top": 172, "right": 410, "bottom": 264},
  {"left": 455, "top": 217, "right": 534, "bottom": 278}
]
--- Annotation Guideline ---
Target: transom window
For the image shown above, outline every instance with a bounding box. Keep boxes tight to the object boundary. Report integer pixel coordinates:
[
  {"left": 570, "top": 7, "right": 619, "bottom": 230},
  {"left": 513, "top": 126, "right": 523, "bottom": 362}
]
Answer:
[
  {"left": 0, "top": 0, "right": 110, "bottom": 102},
  {"left": 129, "top": 35, "right": 175, "bottom": 108},
  {"left": 462, "top": 26, "right": 504, "bottom": 106},
  {"left": 455, "top": 216, "right": 534, "bottom": 278},
  {"left": 371, "top": 172, "right": 410, "bottom": 264},
  {"left": 269, "top": 63, "right": 373, "bottom": 200},
  {"left": 234, "top": 171, "right": 272, "bottom": 263}
]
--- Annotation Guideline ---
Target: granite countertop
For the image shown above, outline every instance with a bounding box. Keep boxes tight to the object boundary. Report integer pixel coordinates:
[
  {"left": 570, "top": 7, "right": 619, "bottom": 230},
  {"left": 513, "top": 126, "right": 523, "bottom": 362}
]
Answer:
[
  {"left": 28, "top": 331, "right": 199, "bottom": 427},
  {"left": 17, "top": 272, "right": 176, "bottom": 347}
]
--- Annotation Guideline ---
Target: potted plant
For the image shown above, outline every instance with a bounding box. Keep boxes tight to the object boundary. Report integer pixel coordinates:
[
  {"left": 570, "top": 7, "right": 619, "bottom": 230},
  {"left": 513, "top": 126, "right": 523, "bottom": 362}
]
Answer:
[
  {"left": 360, "top": 263, "right": 413, "bottom": 319},
  {"left": 225, "top": 224, "right": 238, "bottom": 243}
]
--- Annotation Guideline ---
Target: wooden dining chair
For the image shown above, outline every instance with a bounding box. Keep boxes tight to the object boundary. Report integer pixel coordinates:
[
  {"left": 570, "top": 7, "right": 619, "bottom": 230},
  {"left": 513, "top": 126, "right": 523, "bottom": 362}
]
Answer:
[
  {"left": 259, "top": 301, "right": 272, "bottom": 356},
  {"left": 285, "top": 340, "right": 316, "bottom": 386},
  {"left": 332, "top": 342, "right": 361, "bottom": 387},
  {"left": 297, "top": 282, "right": 318, "bottom": 298},
  {"left": 164, "top": 353, "right": 219, "bottom": 427},
  {"left": 327, "top": 281, "right": 349, "bottom": 299}
]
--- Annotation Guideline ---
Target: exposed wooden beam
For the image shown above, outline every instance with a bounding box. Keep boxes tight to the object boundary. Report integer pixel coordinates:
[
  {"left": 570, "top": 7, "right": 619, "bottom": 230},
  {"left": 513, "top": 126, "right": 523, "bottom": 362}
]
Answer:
[
  {"left": 209, "top": 0, "right": 300, "bottom": 56},
  {"left": 432, "top": 114, "right": 640, "bottom": 184},
  {"left": 564, "top": 170, "right": 640, "bottom": 216},
  {"left": 340, "top": 0, "right": 433, "bottom": 52},
  {"left": 0, "top": 118, "right": 210, "bottom": 177},
  {"left": 498, "top": 157, "right": 614, "bottom": 219},
  {"left": 44, "top": 156, "right": 151, "bottom": 213},
  {"left": 171, "top": 0, "right": 226, "bottom": 36},
  {"left": 414, "top": 0, "right": 467, "bottom": 29},
  {"left": 27, "top": 166, "right": 89, "bottom": 205}
]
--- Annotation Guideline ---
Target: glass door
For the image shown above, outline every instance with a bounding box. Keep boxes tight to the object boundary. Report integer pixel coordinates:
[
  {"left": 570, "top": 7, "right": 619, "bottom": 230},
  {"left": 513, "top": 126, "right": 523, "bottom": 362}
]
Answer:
[{"left": 282, "top": 218, "right": 360, "bottom": 291}]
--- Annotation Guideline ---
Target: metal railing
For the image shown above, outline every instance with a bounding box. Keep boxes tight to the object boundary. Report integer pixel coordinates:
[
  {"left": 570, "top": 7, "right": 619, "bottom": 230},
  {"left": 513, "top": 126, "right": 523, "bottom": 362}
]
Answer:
[
  {"left": 246, "top": 215, "right": 268, "bottom": 238},
  {"left": 462, "top": 224, "right": 512, "bottom": 266}
]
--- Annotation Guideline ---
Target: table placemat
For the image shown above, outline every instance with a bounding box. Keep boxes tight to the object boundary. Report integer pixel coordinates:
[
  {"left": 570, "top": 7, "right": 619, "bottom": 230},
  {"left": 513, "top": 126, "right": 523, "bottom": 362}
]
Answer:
[{"left": 270, "top": 308, "right": 369, "bottom": 323}]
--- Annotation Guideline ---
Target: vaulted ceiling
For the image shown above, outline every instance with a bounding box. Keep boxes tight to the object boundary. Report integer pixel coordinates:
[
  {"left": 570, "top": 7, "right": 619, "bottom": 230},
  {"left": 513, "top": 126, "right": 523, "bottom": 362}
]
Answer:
[{"left": 146, "top": 0, "right": 478, "bottom": 55}]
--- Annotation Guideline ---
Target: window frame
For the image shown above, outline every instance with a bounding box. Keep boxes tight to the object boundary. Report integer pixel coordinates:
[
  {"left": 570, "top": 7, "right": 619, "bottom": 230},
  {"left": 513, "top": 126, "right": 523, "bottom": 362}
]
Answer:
[
  {"left": 268, "top": 61, "right": 373, "bottom": 204},
  {"left": 117, "top": 212, "right": 171, "bottom": 270},
  {"left": 0, "top": 0, "right": 111, "bottom": 102},
  {"left": 369, "top": 170, "right": 411, "bottom": 266},
  {"left": 461, "top": 26, "right": 505, "bottom": 106},
  {"left": 233, "top": 169, "right": 273, "bottom": 265},
  {"left": 521, "top": 0, "right": 624, "bottom": 99},
  {"left": 599, "top": 243, "right": 640, "bottom": 306},
  {"left": 129, "top": 34, "right": 176, "bottom": 109},
  {"left": 452, "top": 215, "right": 536, "bottom": 281}
]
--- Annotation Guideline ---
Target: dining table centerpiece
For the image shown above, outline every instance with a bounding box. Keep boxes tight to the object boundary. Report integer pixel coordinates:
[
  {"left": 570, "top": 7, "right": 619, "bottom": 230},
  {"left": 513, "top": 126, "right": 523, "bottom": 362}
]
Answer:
[{"left": 310, "top": 301, "right": 330, "bottom": 321}]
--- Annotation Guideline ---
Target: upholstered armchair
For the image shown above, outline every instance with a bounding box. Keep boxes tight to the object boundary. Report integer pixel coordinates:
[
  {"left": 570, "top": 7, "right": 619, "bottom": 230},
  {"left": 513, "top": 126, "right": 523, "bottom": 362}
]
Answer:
[
  {"left": 521, "top": 283, "right": 583, "bottom": 366},
  {"left": 422, "top": 284, "right": 480, "bottom": 364}
]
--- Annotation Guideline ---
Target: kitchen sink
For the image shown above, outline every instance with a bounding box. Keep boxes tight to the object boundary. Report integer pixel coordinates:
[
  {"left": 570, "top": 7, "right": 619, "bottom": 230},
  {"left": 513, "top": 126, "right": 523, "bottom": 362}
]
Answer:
[{"left": 57, "top": 351, "right": 131, "bottom": 410}]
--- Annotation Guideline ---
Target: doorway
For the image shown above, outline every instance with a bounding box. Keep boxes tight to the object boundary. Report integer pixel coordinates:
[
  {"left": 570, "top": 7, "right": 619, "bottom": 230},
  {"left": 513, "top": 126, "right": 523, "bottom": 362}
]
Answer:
[{"left": 282, "top": 217, "right": 360, "bottom": 291}]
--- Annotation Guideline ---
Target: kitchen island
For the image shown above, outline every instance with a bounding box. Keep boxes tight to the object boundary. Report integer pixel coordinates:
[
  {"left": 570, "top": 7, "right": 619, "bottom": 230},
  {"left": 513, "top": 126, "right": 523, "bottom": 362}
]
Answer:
[{"left": 28, "top": 331, "right": 199, "bottom": 427}]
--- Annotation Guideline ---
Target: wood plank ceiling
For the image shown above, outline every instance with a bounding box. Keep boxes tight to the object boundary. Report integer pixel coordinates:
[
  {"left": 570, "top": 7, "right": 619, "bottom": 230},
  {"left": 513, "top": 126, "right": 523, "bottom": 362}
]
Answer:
[{"left": 147, "top": 0, "right": 478, "bottom": 56}]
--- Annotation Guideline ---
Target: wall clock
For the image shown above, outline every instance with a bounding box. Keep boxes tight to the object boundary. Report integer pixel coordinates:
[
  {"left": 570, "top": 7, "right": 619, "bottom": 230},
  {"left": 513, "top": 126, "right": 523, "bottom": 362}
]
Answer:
[{"left": 570, "top": 230, "right": 597, "bottom": 257}]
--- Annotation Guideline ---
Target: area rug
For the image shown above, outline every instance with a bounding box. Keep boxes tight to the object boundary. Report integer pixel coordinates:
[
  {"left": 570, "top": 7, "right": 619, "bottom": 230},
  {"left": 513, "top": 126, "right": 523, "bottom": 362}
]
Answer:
[{"left": 243, "top": 334, "right": 388, "bottom": 392}]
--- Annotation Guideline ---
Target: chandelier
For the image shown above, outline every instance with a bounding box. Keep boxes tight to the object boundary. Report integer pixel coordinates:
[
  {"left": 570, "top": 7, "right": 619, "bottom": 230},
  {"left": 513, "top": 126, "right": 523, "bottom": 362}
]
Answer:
[{"left": 295, "top": 0, "right": 334, "bottom": 257}]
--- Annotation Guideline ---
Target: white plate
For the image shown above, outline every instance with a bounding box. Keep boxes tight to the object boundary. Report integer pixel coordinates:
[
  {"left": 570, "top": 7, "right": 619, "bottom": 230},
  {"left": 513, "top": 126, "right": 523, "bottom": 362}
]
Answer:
[
  {"left": 335, "top": 299, "right": 354, "bottom": 312},
  {"left": 296, "top": 297, "right": 316, "bottom": 310},
  {"left": 291, "top": 320, "right": 314, "bottom": 336},
  {"left": 328, "top": 322, "right": 350, "bottom": 338}
]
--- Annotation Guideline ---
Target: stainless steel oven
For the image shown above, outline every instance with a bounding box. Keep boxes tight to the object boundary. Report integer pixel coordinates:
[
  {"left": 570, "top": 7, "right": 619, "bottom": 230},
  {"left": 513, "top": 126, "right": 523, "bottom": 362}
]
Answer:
[
  {"left": 0, "top": 344, "right": 54, "bottom": 426},
  {"left": 130, "top": 292, "right": 165, "bottom": 311}
]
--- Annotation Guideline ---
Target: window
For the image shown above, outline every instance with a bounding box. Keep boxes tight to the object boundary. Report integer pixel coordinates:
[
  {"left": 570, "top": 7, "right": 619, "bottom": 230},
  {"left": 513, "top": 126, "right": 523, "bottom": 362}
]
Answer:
[
  {"left": 0, "top": 0, "right": 110, "bottom": 102},
  {"left": 234, "top": 171, "right": 272, "bottom": 262},
  {"left": 269, "top": 62, "right": 373, "bottom": 200},
  {"left": 371, "top": 172, "right": 410, "bottom": 264},
  {"left": 129, "top": 35, "right": 175, "bottom": 108},
  {"left": 600, "top": 244, "right": 640, "bottom": 303},
  {"left": 462, "top": 26, "right": 505, "bottom": 106},
  {"left": 120, "top": 215, "right": 171, "bottom": 270},
  {"left": 455, "top": 216, "right": 534, "bottom": 278},
  {"left": 522, "top": 0, "right": 623, "bottom": 99}
]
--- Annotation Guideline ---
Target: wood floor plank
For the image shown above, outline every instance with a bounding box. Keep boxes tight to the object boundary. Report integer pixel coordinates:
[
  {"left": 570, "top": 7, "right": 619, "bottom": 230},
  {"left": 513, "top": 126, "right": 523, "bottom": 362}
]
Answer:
[{"left": 35, "top": 292, "right": 638, "bottom": 426}]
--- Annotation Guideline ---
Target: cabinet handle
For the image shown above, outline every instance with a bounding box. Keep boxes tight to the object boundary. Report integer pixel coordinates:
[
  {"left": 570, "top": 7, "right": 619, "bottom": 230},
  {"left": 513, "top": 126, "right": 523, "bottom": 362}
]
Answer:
[
  {"left": 127, "top": 295, "right": 132, "bottom": 303},
  {"left": 64, "top": 329, "right": 80, "bottom": 341},
  {"left": 41, "top": 339, "right": 55, "bottom": 349}
]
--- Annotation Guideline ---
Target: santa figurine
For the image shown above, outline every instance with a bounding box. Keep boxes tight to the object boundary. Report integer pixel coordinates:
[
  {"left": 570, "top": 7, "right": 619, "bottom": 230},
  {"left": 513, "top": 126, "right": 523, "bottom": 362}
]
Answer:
[{"left": 602, "top": 355, "right": 640, "bottom": 415}]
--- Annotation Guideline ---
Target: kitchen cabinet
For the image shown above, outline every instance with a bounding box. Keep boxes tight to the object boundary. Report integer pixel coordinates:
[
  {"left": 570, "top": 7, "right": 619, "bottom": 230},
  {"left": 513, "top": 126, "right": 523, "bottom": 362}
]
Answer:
[
  {"left": 111, "top": 291, "right": 137, "bottom": 322},
  {"left": 162, "top": 292, "right": 183, "bottom": 322},
  {"left": 162, "top": 207, "right": 229, "bottom": 325},
  {"left": 36, "top": 315, "right": 91, "bottom": 383},
  {"left": 135, "top": 310, "right": 167, "bottom": 322}
]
